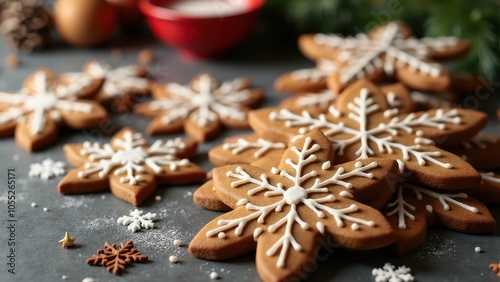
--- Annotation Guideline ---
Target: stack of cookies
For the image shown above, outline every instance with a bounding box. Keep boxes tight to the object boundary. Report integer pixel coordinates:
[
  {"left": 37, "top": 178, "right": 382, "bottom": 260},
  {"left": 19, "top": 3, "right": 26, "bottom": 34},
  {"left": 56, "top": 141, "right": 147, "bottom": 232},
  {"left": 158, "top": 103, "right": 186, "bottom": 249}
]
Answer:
[{"left": 189, "top": 21, "right": 500, "bottom": 282}]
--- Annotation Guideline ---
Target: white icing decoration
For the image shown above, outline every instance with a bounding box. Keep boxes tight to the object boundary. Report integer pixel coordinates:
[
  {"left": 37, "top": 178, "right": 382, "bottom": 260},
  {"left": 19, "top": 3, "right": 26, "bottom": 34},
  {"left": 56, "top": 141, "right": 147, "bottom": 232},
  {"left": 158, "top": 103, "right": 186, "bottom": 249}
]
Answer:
[
  {"left": 461, "top": 134, "right": 498, "bottom": 149},
  {"left": 396, "top": 160, "right": 405, "bottom": 174},
  {"left": 314, "top": 22, "right": 460, "bottom": 83},
  {"left": 86, "top": 61, "right": 149, "bottom": 98},
  {"left": 253, "top": 227, "right": 263, "bottom": 241},
  {"left": 146, "top": 74, "right": 253, "bottom": 127},
  {"left": 290, "top": 59, "right": 337, "bottom": 82},
  {"left": 28, "top": 158, "right": 66, "bottom": 180},
  {"left": 372, "top": 262, "right": 414, "bottom": 282},
  {"left": 117, "top": 209, "right": 158, "bottom": 232},
  {"left": 386, "top": 183, "right": 479, "bottom": 230},
  {"left": 339, "top": 191, "right": 353, "bottom": 198},
  {"left": 77, "top": 131, "right": 190, "bottom": 185},
  {"left": 270, "top": 87, "right": 457, "bottom": 168},
  {"left": 0, "top": 71, "right": 94, "bottom": 135},
  {"left": 426, "top": 205, "right": 433, "bottom": 213},
  {"left": 410, "top": 91, "right": 453, "bottom": 108},
  {"left": 295, "top": 90, "right": 338, "bottom": 108},
  {"left": 386, "top": 187, "right": 415, "bottom": 229},
  {"left": 316, "top": 222, "right": 325, "bottom": 235},
  {"left": 205, "top": 136, "right": 380, "bottom": 268},
  {"left": 222, "top": 138, "right": 286, "bottom": 158},
  {"left": 56, "top": 72, "right": 93, "bottom": 98},
  {"left": 480, "top": 172, "right": 500, "bottom": 184},
  {"left": 351, "top": 223, "right": 359, "bottom": 230},
  {"left": 385, "top": 92, "right": 401, "bottom": 109}
]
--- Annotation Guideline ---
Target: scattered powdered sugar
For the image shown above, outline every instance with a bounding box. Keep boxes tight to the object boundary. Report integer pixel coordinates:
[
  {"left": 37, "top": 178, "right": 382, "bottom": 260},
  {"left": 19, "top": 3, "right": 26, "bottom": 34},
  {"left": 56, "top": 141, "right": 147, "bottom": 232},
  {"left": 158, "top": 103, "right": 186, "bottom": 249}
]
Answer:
[
  {"left": 58, "top": 195, "right": 96, "bottom": 209},
  {"left": 409, "top": 230, "right": 457, "bottom": 260},
  {"left": 77, "top": 216, "right": 115, "bottom": 233},
  {"left": 0, "top": 191, "right": 27, "bottom": 203}
]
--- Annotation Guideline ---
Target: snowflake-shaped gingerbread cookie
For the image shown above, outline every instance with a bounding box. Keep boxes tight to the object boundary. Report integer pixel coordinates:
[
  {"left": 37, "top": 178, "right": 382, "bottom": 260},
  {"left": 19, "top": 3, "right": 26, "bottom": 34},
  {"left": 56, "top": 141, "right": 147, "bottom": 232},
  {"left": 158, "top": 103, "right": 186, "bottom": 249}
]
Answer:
[
  {"left": 274, "top": 59, "right": 338, "bottom": 93},
  {"left": 249, "top": 79, "right": 486, "bottom": 190},
  {"left": 58, "top": 128, "right": 206, "bottom": 206},
  {"left": 84, "top": 60, "right": 150, "bottom": 111},
  {"left": 299, "top": 21, "right": 469, "bottom": 92},
  {"left": 135, "top": 73, "right": 263, "bottom": 141},
  {"left": 190, "top": 130, "right": 399, "bottom": 282},
  {"left": 0, "top": 69, "right": 107, "bottom": 151}
]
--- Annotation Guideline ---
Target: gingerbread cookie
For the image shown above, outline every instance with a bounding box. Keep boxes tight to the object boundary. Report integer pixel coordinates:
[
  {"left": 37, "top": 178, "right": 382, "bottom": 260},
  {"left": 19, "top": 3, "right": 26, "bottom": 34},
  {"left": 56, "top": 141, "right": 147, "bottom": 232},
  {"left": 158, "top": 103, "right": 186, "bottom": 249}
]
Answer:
[
  {"left": 250, "top": 79, "right": 486, "bottom": 190},
  {"left": 135, "top": 73, "right": 263, "bottom": 141},
  {"left": 465, "top": 172, "right": 500, "bottom": 205},
  {"left": 299, "top": 21, "right": 469, "bottom": 92},
  {"left": 0, "top": 68, "right": 107, "bottom": 151},
  {"left": 446, "top": 134, "right": 500, "bottom": 170},
  {"left": 409, "top": 90, "right": 456, "bottom": 110},
  {"left": 189, "top": 130, "right": 399, "bottom": 282},
  {"left": 274, "top": 59, "right": 337, "bottom": 93},
  {"left": 58, "top": 128, "right": 206, "bottom": 206},
  {"left": 384, "top": 178, "right": 495, "bottom": 255},
  {"left": 84, "top": 60, "right": 150, "bottom": 111}
]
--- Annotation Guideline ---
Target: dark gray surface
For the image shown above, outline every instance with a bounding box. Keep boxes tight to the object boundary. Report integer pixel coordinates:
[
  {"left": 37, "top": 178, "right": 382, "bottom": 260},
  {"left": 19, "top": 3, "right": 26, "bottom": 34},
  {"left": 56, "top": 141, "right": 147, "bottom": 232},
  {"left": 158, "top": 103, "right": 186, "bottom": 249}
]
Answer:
[{"left": 0, "top": 29, "right": 499, "bottom": 282}]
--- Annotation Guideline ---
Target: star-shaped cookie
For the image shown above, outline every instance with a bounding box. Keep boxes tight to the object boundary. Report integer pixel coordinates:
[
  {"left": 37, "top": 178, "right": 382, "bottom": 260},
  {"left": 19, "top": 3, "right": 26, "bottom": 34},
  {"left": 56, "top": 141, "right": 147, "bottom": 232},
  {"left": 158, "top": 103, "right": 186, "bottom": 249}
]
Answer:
[
  {"left": 250, "top": 79, "right": 486, "bottom": 190},
  {"left": 58, "top": 128, "right": 206, "bottom": 206},
  {"left": 0, "top": 68, "right": 107, "bottom": 151},
  {"left": 135, "top": 73, "right": 263, "bottom": 141},
  {"left": 299, "top": 21, "right": 469, "bottom": 92},
  {"left": 190, "top": 130, "right": 399, "bottom": 282}
]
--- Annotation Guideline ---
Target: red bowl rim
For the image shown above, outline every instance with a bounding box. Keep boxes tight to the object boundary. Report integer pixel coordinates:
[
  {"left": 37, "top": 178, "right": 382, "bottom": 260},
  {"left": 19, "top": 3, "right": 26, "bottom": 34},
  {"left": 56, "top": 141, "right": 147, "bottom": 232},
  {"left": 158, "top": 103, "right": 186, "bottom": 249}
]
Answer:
[{"left": 139, "top": 0, "right": 265, "bottom": 21}]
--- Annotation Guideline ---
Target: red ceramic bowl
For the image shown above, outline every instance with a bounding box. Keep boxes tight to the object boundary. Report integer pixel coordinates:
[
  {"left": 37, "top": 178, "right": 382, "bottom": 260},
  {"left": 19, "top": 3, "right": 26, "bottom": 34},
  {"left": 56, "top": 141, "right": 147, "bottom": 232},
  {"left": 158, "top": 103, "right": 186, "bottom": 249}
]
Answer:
[{"left": 139, "top": 0, "right": 264, "bottom": 58}]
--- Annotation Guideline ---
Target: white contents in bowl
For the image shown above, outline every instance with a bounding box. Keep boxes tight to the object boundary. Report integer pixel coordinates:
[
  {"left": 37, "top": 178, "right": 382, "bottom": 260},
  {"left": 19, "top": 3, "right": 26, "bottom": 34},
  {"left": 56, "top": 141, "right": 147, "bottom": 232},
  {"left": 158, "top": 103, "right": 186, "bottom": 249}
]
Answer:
[{"left": 169, "top": 0, "right": 247, "bottom": 17}]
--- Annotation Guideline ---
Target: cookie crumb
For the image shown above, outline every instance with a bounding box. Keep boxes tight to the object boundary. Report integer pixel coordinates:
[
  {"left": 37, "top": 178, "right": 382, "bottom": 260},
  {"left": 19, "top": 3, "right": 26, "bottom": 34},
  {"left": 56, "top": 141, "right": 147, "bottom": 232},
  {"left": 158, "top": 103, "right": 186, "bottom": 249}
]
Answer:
[
  {"left": 173, "top": 239, "right": 182, "bottom": 246},
  {"left": 209, "top": 271, "right": 219, "bottom": 279},
  {"left": 43, "top": 207, "right": 49, "bottom": 212},
  {"left": 82, "top": 278, "right": 95, "bottom": 282},
  {"left": 62, "top": 275, "right": 69, "bottom": 280},
  {"left": 111, "top": 48, "right": 123, "bottom": 60},
  {"left": 5, "top": 54, "right": 20, "bottom": 68},
  {"left": 31, "top": 202, "right": 37, "bottom": 208},
  {"left": 475, "top": 247, "right": 481, "bottom": 253},
  {"left": 12, "top": 154, "right": 19, "bottom": 161},
  {"left": 169, "top": 255, "right": 179, "bottom": 263},
  {"left": 155, "top": 195, "right": 162, "bottom": 201},
  {"left": 138, "top": 48, "right": 154, "bottom": 65}
]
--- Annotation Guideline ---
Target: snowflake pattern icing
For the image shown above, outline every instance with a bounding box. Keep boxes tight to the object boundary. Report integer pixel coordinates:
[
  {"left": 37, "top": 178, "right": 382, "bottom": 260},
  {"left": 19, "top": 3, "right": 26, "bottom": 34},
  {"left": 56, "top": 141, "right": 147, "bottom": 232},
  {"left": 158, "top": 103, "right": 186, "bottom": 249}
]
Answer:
[
  {"left": 117, "top": 209, "right": 158, "bottom": 232},
  {"left": 77, "top": 130, "right": 190, "bottom": 185},
  {"left": 222, "top": 137, "right": 286, "bottom": 158},
  {"left": 205, "top": 135, "right": 386, "bottom": 269},
  {"left": 0, "top": 71, "right": 94, "bottom": 135},
  {"left": 289, "top": 59, "right": 338, "bottom": 83},
  {"left": 372, "top": 262, "right": 414, "bottom": 282},
  {"left": 270, "top": 87, "right": 459, "bottom": 168},
  {"left": 29, "top": 158, "right": 66, "bottom": 180},
  {"left": 147, "top": 73, "right": 255, "bottom": 127},
  {"left": 86, "top": 61, "right": 149, "bottom": 98},
  {"left": 313, "top": 21, "right": 460, "bottom": 84}
]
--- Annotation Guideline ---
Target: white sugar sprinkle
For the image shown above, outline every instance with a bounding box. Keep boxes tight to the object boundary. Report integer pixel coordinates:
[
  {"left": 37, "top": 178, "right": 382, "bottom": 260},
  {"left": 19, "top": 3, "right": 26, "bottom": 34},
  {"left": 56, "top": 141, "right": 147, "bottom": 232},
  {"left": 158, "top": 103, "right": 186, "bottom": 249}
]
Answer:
[
  {"left": 12, "top": 154, "right": 19, "bottom": 161},
  {"left": 210, "top": 271, "right": 219, "bottom": 279},
  {"left": 475, "top": 247, "right": 481, "bottom": 253},
  {"left": 43, "top": 207, "right": 49, "bottom": 212},
  {"left": 62, "top": 275, "right": 69, "bottom": 280},
  {"left": 169, "top": 255, "right": 179, "bottom": 263},
  {"left": 31, "top": 202, "right": 37, "bottom": 208},
  {"left": 174, "top": 239, "right": 182, "bottom": 246},
  {"left": 155, "top": 195, "right": 162, "bottom": 201},
  {"left": 82, "top": 278, "right": 95, "bottom": 282}
]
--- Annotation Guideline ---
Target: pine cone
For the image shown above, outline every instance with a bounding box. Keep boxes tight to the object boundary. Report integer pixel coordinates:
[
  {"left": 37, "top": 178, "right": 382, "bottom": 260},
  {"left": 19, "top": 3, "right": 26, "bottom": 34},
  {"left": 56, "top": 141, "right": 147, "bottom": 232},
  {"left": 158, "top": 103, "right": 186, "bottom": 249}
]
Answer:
[{"left": 0, "top": 0, "right": 51, "bottom": 52}]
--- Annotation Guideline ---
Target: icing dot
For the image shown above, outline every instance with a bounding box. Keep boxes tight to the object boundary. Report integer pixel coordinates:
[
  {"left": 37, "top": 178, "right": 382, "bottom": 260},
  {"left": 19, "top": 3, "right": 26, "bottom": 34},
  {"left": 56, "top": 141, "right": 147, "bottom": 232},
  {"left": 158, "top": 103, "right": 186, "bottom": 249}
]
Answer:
[
  {"left": 351, "top": 223, "right": 359, "bottom": 231},
  {"left": 253, "top": 228, "right": 263, "bottom": 241},
  {"left": 339, "top": 191, "right": 353, "bottom": 198},
  {"left": 155, "top": 195, "right": 162, "bottom": 201},
  {"left": 43, "top": 207, "right": 49, "bottom": 212},
  {"left": 426, "top": 205, "right": 433, "bottom": 213},
  {"left": 316, "top": 222, "right": 325, "bottom": 235},
  {"left": 173, "top": 239, "right": 182, "bottom": 246},
  {"left": 475, "top": 247, "right": 481, "bottom": 253},
  {"left": 210, "top": 271, "right": 219, "bottom": 279},
  {"left": 169, "top": 255, "right": 179, "bottom": 263},
  {"left": 31, "top": 202, "right": 37, "bottom": 208},
  {"left": 218, "top": 232, "right": 226, "bottom": 239}
]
